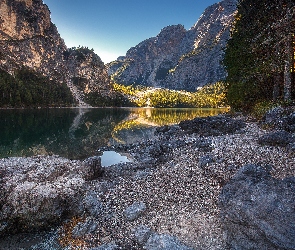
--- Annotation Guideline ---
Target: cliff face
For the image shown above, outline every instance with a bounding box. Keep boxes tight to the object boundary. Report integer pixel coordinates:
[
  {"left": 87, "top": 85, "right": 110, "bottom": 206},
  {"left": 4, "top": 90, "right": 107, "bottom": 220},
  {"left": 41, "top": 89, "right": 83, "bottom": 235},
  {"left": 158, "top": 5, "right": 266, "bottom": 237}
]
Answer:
[
  {"left": 108, "top": 0, "right": 238, "bottom": 91},
  {"left": 0, "top": 0, "right": 114, "bottom": 106}
]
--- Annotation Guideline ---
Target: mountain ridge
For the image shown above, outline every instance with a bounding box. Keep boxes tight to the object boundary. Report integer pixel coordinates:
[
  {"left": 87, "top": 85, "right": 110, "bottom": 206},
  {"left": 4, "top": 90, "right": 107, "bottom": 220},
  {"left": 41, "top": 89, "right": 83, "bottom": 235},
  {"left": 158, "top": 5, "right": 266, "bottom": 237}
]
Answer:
[
  {"left": 108, "top": 0, "right": 238, "bottom": 91},
  {"left": 0, "top": 0, "right": 237, "bottom": 107},
  {"left": 0, "top": 0, "right": 116, "bottom": 107}
]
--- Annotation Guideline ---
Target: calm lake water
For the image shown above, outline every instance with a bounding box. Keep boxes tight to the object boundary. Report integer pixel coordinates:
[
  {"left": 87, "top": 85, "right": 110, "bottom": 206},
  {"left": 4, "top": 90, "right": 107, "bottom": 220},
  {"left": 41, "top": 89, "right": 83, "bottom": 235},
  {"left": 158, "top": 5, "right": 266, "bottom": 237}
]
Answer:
[{"left": 0, "top": 107, "right": 228, "bottom": 159}]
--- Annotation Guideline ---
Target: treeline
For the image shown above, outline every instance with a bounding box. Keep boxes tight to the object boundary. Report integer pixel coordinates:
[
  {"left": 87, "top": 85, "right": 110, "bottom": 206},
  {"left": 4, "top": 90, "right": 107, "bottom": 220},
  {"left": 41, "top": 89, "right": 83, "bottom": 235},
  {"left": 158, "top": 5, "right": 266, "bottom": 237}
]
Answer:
[
  {"left": 224, "top": 0, "right": 295, "bottom": 111},
  {"left": 0, "top": 68, "right": 75, "bottom": 107},
  {"left": 112, "top": 82, "right": 227, "bottom": 108},
  {"left": 85, "top": 91, "right": 132, "bottom": 107}
]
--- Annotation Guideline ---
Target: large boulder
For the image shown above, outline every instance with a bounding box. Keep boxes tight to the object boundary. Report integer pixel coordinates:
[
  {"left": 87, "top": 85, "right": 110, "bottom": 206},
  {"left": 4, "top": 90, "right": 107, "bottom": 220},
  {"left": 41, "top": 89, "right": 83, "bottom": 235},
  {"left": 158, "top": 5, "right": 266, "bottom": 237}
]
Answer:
[
  {"left": 0, "top": 155, "right": 103, "bottom": 236},
  {"left": 219, "top": 164, "right": 295, "bottom": 249},
  {"left": 179, "top": 115, "right": 245, "bottom": 136},
  {"left": 258, "top": 130, "right": 294, "bottom": 146},
  {"left": 261, "top": 106, "right": 295, "bottom": 132}
]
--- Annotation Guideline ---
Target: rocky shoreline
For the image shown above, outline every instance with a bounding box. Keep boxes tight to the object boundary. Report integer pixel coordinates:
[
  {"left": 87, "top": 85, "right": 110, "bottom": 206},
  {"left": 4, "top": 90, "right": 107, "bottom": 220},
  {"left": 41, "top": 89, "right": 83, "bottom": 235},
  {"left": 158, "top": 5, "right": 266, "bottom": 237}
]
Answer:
[{"left": 0, "top": 110, "right": 295, "bottom": 249}]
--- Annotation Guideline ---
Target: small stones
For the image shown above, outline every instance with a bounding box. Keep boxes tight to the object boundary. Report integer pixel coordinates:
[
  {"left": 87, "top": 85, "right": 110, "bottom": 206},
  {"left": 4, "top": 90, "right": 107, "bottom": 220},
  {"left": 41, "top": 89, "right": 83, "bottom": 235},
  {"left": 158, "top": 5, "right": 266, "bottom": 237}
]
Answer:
[
  {"left": 124, "top": 201, "right": 147, "bottom": 221},
  {"left": 1, "top": 114, "right": 295, "bottom": 249},
  {"left": 155, "top": 125, "right": 170, "bottom": 134}
]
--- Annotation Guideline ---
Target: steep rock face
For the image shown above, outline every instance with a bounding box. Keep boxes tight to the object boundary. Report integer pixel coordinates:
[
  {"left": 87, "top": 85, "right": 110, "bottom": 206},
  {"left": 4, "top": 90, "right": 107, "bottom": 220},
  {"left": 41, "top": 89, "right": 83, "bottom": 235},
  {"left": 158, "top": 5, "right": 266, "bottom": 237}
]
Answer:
[
  {"left": 0, "top": 0, "right": 113, "bottom": 106},
  {"left": 64, "top": 48, "right": 116, "bottom": 105},
  {"left": 108, "top": 0, "right": 237, "bottom": 91},
  {"left": 0, "top": 0, "right": 65, "bottom": 76}
]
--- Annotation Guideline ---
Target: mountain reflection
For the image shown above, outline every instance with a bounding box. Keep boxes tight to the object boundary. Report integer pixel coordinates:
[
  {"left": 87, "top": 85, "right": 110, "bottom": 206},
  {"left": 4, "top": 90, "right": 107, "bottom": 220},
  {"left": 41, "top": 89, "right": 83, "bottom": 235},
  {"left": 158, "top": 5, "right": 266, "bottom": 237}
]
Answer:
[{"left": 0, "top": 107, "right": 228, "bottom": 159}]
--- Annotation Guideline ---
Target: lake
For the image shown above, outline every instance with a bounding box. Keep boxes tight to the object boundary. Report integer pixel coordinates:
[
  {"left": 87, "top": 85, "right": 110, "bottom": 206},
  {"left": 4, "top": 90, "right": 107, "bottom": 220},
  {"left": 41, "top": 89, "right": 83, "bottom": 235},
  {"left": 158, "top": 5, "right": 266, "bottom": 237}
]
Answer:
[{"left": 0, "top": 107, "right": 228, "bottom": 159}]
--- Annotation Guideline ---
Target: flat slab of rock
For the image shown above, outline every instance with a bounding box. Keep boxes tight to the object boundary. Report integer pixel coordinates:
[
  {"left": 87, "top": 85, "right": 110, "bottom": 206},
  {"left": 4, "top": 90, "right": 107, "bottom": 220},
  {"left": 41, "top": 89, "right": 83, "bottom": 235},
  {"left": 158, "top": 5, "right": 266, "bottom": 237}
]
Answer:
[{"left": 219, "top": 164, "right": 295, "bottom": 250}]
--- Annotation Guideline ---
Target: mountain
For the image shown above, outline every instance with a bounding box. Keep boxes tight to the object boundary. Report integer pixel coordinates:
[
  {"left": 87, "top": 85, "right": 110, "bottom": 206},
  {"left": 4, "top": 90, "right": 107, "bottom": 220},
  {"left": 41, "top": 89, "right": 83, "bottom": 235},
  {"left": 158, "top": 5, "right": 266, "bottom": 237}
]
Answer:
[
  {"left": 0, "top": 0, "right": 115, "bottom": 106},
  {"left": 108, "top": 0, "right": 238, "bottom": 91}
]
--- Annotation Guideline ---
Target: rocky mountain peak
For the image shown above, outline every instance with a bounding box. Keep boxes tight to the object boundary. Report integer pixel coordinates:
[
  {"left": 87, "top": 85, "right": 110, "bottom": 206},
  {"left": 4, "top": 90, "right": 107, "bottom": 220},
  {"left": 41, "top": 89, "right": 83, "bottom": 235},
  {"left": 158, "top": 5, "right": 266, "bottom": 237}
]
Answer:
[
  {"left": 0, "top": 0, "right": 114, "bottom": 106},
  {"left": 108, "top": 0, "right": 238, "bottom": 91},
  {"left": 0, "top": 0, "right": 52, "bottom": 40}
]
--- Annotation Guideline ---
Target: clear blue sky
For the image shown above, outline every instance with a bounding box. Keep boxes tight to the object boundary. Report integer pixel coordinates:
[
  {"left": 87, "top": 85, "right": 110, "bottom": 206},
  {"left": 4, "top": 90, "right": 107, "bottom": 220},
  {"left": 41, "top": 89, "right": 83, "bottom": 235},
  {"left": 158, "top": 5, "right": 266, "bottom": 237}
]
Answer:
[{"left": 43, "top": 0, "right": 220, "bottom": 63}]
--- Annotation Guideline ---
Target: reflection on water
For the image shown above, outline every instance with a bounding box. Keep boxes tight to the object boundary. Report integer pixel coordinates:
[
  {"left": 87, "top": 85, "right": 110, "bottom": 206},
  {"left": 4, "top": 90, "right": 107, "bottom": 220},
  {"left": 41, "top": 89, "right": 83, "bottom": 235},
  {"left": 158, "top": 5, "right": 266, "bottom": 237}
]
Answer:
[{"left": 0, "top": 107, "right": 228, "bottom": 159}]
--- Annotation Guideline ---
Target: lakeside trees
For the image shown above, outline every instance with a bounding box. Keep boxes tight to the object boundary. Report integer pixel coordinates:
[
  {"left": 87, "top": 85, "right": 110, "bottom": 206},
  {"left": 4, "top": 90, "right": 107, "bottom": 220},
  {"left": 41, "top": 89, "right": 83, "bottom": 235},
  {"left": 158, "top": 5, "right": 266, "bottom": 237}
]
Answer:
[
  {"left": 0, "top": 68, "right": 75, "bottom": 107},
  {"left": 224, "top": 0, "right": 295, "bottom": 110}
]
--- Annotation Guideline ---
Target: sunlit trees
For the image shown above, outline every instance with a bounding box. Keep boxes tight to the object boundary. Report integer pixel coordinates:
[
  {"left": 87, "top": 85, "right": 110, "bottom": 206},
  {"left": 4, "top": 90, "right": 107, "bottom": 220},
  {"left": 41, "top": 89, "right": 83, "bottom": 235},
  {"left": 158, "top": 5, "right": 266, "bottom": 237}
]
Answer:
[{"left": 112, "top": 82, "right": 227, "bottom": 108}]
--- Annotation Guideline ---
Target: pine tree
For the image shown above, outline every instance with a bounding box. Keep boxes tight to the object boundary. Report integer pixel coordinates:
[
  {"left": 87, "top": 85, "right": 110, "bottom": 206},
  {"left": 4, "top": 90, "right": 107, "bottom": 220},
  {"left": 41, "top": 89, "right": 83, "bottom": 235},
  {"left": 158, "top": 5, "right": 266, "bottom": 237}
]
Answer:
[{"left": 224, "top": 0, "right": 295, "bottom": 110}]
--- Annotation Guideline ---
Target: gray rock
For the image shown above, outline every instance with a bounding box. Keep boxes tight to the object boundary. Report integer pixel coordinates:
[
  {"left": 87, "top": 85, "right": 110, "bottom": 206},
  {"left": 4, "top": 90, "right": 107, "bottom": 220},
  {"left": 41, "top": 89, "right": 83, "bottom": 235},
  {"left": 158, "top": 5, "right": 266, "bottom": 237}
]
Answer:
[
  {"left": 124, "top": 201, "right": 147, "bottom": 221},
  {"left": 82, "top": 156, "right": 104, "bottom": 180},
  {"left": 0, "top": 229, "right": 62, "bottom": 250},
  {"left": 261, "top": 107, "right": 295, "bottom": 132},
  {"left": 89, "top": 242, "right": 119, "bottom": 250},
  {"left": 258, "top": 130, "right": 294, "bottom": 146},
  {"left": 72, "top": 218, "right": 98, "bottom": 238},
  {"left": 0, "top": 155, "right": 99, "bottom": 236},
  {"left": 83, "top": 191, "right": 103, "bottom": 217},
  {"left": 219, "top": 164, "right": 295, "bottom": 250},
  {"left": 284, "top": 112, "right": 295, "bottom": 132},
  {"left": 144, "top": 233, "right": 193, "bottom": 250},
  {"left": 132, "top": 225, "right": 153, "bottom": 245},
  {"left": 179, "top": 114, "right": 245, "bottom": 136},
  {"left": 198, "top": 155, "right": 214, "bottom": 168}
]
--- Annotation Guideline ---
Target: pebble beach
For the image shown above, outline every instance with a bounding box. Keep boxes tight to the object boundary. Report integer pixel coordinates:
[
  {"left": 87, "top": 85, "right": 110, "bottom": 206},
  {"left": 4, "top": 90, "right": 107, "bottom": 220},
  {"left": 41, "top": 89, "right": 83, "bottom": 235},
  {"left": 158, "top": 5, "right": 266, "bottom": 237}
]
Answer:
[{"left": 0, "top": 115, "right": 294, "bottom": 249}]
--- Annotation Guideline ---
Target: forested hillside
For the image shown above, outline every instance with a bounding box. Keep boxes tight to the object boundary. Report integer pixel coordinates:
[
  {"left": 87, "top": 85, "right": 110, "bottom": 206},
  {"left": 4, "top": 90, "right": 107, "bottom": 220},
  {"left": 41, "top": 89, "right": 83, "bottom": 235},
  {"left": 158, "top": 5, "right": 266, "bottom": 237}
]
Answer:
[
  {"left": 224, "top": 0, "right": 295, "bottom": 111},
  {"left": 0, "top": 68, "right": 74, "bottom": 107}
]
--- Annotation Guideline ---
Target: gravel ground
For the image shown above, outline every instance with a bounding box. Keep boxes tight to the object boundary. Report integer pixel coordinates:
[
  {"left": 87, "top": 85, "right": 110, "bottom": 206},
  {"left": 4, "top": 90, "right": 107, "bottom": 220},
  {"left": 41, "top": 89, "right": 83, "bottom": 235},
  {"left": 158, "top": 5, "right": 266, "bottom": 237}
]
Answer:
[
  {"left": 76, "top": 118, "right": 295, "bottom": 249},
  {"left": 1, "top": 117, "right": 294, "bottom": 249}
]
